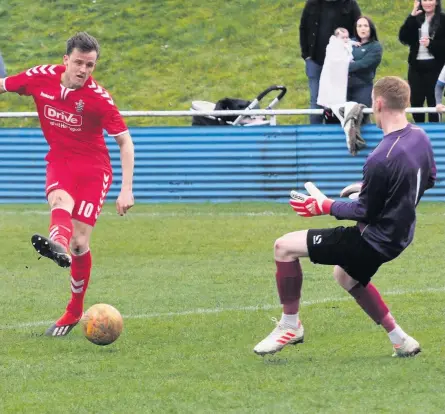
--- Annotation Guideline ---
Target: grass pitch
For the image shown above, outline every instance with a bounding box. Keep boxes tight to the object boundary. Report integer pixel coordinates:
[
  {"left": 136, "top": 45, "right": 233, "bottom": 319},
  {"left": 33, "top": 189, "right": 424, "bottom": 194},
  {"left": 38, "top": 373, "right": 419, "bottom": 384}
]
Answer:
[{"left": 0, "top": 202, "right": 444, "bottom": 413}]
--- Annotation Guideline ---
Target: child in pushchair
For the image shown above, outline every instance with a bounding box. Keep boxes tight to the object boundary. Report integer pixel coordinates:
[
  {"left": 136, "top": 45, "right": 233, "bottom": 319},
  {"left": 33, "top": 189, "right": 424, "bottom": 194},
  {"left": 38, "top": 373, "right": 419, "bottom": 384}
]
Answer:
[{"left": 190, "top": 85, "right": 287, "bottom": 126}]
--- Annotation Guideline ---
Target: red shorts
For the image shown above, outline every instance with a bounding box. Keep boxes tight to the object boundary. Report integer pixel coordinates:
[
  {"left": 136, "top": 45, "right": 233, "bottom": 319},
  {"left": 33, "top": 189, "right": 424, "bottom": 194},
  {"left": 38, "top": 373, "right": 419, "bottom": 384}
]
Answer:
[{"left": 45, "top": 160, "right": 112, "bottom": 227}]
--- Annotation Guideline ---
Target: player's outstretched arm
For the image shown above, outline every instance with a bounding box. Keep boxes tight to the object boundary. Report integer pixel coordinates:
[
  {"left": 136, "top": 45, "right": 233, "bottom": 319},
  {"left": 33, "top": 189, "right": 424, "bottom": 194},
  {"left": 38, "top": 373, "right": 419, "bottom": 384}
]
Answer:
[
  {"left": 427, "top": 161, "right": 437, "bottom": 190},
  {"left": 114, "top": 131, "right": 135, "bottom": 216},
  {"left": 331, "top": 160, "right": 388, "bottom": 222}
]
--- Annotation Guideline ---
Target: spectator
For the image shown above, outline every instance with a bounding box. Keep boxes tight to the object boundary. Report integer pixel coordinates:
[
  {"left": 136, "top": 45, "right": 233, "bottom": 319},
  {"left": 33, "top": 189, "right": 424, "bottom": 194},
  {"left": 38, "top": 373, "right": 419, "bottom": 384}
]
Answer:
[
  {"left": 299, "top": 0, "right": 361, "bottom": 124},
  {"left": 347, "top": 16, "right": 383, "bottom": 112},
  {"left": 435, "top": 64, "right": 445, "bottom": 112},
  {"left": 399, "top": 0, "right": 445, "bottom": 123},
  {"left": 0, "top": 51, "right": 5, "bottom": 78},
  {"left": 317, "top": 27, "right": 356, "bottom": 109},
  {"left": 336, "top": 27, "right": 351, "bottom": 40},
  {"left": 334, "top": 27, "right": 355, "bottom": 61}
]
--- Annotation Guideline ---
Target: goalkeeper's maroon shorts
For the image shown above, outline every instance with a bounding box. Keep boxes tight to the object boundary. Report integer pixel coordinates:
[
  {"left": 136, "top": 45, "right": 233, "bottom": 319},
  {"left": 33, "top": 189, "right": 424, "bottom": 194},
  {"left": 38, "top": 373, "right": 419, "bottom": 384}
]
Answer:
[{"left": 307, "top": 226, "right": 389, "bottom": 286}]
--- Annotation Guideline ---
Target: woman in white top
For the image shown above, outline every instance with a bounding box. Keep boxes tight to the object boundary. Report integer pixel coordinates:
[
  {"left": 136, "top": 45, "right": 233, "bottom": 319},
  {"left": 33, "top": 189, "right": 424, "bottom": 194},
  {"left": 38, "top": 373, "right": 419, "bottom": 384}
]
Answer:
[{"left": 399, "top": 0, "right": 445, "bottom": 123}]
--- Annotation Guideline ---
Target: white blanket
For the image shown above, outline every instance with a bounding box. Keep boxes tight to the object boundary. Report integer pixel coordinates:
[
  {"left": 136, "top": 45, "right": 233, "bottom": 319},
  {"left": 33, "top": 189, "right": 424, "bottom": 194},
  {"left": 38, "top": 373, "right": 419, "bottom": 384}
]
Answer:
[{"left": 317, "top": 36, "right": 350, "bottom": 108}]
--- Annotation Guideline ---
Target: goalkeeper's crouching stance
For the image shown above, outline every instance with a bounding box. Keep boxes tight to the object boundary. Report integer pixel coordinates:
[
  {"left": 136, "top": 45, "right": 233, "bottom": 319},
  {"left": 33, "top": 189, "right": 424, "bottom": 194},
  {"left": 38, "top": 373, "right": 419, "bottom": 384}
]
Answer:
[{"left": 254, "top": 76, "right": 436, "bottom": 358}]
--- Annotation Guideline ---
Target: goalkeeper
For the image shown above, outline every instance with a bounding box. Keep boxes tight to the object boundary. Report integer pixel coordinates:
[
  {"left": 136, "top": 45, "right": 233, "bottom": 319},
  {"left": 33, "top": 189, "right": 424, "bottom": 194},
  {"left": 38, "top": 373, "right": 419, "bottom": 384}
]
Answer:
[{"left": 254, "top": 76, "right": 436, "bottom": 358}]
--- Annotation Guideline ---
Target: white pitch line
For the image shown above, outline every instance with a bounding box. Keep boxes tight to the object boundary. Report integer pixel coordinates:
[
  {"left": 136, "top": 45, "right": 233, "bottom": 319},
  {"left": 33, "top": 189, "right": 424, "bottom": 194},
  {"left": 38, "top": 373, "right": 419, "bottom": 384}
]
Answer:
[
  {"left": 0, "top": 210, "right": 441, "bottom": 218},
  {"left": 0, "top": 286, "right": 443, "bottom": 331},
  {"left": 0, "top": 210, "right": 289, "bottom": 217}
]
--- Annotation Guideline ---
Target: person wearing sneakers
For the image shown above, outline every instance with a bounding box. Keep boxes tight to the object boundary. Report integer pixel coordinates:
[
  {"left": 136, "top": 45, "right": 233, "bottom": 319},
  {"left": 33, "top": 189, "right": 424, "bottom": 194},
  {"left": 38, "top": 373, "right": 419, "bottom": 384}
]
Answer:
[
  {"left": 254, "top": 76, "right": 436, "bottom": 358},
  {"left": 0, "top": 32, "right": 134, "bottom": 336}
]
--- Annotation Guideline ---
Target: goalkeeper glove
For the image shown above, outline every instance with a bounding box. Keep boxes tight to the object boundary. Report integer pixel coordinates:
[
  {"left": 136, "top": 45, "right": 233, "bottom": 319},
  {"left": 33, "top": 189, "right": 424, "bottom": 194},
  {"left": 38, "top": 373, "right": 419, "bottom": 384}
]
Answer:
[
  {"left": 340, "top": 182, "right": 362, "bottom": 200},
  {"left": 289, "top": 182, "right": 334, "bottom": 217}
]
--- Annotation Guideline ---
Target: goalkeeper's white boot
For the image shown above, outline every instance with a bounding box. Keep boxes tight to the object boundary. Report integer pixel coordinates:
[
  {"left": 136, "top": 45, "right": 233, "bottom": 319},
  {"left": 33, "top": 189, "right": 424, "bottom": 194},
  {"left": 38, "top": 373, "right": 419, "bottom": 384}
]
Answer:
[
  {"left": 253, "top": 318, "right": 304, "bottom": 356},
  {"left": 392, "top": 336, "right": 421, "bottom": 357}
]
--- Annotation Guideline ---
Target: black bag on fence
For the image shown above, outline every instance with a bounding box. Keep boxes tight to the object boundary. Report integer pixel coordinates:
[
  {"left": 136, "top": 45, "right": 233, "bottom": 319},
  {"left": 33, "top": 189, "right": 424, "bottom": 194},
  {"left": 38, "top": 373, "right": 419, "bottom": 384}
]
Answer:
[
  {"left": 323, "top": 108, "right": 341, "bottom": 125},
  {"left": 192, "top": 98, "right": 253, "bottom": 126},
  {"left": 213, "top": 98, "right": 252, "bottom": 123}
]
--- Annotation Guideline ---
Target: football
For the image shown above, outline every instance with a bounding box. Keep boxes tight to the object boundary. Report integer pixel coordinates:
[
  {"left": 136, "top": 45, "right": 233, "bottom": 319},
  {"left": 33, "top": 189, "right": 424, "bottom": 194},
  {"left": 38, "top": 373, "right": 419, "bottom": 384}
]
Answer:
[{"left": 81, "top": 303, "right": 124, "bottom": 346}]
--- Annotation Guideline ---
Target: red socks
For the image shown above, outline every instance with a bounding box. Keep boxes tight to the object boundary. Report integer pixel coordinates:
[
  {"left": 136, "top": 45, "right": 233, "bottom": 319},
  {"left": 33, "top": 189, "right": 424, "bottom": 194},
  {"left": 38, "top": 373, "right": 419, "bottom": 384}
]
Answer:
[
  {"left": 49, "top": 208, "right": 73, "bottom": 251},
  {"left": 275, "top": 262, "right": 397, "bottom": 333},
  {"left": 48, "top": 208, "right": 91, "bottom": 318},
  {"left": 380, "top": 312, "right": 397, "bottom": 333},
  {"left": 348, "top": 282, "right": 395, "bottom": 330},
  {"left": 275, "top": 260, "right": 303, "bottom": 314},
  {"left": 66, "top": 250, "right": 92, "bottom": 317}
]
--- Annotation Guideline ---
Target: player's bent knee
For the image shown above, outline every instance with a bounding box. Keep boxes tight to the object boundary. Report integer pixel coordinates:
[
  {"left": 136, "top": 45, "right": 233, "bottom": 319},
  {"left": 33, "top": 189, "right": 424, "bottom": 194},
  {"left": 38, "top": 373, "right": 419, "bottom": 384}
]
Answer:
[
  {"left": 274, "top": 237, "right": 300, "bottom": 261},
  {"left": 333, "top": 265, "right": 358, "bottom": 291},
  {"left": 48, "top": 189, "right": 74, "bottom": 212},
  {"left": 70, "top": 234, "right": 90, "bottom": 255},
  {"left": 274, "top": 237, "right": 289, "bottom": 258},
  {"left": 71, "top": 219, "right": 93, "bottom": 255},
  {"left": 274, "top": 230, "right": 309, "bottom": 261}
]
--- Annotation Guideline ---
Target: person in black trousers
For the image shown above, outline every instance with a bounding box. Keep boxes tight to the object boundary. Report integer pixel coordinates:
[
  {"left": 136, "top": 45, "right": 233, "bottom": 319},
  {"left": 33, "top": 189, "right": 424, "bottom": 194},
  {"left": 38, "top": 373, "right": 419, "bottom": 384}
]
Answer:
[
  {"left": 0, "top": 51, "right": 5, "bottom": 78},
  {"left": 399, "top": 0, "right": 445, "bottom": 123}
]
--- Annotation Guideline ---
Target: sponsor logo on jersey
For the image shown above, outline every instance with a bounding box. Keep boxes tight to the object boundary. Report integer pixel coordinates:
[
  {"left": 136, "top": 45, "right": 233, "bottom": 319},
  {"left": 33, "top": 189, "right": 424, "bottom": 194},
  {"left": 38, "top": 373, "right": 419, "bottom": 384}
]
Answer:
[
  {"left": 44, "top": 105, "right": 82, "bottom": 127},
  {"left": 40, "top": 92, "right": 55, "bottom": 100}
]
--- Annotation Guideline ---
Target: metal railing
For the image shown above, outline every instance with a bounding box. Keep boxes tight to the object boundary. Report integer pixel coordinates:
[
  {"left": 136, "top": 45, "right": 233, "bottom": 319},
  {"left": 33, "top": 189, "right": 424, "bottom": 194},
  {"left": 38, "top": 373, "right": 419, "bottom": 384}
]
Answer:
[{"left": 0, "top": 107, "right": 441, "bottom": 118}]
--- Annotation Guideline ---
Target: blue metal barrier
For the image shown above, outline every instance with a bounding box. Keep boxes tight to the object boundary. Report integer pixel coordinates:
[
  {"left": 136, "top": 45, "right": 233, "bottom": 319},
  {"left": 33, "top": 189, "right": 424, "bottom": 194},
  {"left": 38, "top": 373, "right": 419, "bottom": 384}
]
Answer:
[{"left": 0, "top": 124, "right": 443, "bottom": 203}]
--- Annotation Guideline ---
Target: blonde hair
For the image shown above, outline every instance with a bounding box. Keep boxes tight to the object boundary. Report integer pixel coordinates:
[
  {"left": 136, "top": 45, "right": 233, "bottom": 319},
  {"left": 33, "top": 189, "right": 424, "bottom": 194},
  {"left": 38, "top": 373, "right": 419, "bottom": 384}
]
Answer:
[
  {"left": 373, "top": 76, "right": 410, "bottom": 111},
  {"left": 334, "top": 27, "right": 349, "bottom": 37}
]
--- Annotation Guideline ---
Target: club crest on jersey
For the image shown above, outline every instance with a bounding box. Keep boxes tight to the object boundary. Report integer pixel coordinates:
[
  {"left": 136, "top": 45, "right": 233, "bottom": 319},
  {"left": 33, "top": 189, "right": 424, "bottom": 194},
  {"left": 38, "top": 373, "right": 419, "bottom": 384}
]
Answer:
[{"left": 75, "top": 99, "right": 85, "bottom": 113}]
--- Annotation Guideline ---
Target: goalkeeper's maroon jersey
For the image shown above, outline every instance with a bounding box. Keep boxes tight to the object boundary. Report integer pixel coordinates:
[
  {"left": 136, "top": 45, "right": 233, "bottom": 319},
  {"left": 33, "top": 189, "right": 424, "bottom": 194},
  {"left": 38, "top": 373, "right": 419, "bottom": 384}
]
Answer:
[{"left": 3, "top": 64, "right": 128, "bottom": 171}]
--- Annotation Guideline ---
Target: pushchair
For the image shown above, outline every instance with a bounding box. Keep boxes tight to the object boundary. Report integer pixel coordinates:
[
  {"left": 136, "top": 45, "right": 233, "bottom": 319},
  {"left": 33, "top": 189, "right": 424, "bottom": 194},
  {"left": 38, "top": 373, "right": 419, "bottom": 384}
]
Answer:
[{"left": 191, "top": 85, "right": 287, "bottom": 126}]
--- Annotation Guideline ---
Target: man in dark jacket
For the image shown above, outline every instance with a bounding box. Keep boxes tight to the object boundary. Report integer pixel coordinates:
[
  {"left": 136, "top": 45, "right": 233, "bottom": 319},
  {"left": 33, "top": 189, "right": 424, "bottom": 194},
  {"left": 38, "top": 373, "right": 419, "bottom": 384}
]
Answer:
[{"left": 300, "top": 0, "right": 361, "bottom": 124}]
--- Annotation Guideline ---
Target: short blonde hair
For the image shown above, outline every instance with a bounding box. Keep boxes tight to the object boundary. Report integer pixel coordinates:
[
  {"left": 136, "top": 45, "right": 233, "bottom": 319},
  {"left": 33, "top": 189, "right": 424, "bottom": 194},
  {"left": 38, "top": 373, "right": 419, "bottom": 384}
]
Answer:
[
  {"left": 373, "top": 76, "right": 410, "bottom": 111},
  {"left": 334, "top": 27, "right": 349, "bottom": 37}
]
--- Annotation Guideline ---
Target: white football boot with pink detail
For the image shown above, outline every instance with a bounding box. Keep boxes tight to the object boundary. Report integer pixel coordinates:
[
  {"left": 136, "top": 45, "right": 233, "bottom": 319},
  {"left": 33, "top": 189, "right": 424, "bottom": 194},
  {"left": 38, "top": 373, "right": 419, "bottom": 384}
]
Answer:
[
  {"left": 392, "top": 336, "right": 421, "bottom": 357},
  {"left": 254, "top": 317, "right": 304, "bottom": 356}
]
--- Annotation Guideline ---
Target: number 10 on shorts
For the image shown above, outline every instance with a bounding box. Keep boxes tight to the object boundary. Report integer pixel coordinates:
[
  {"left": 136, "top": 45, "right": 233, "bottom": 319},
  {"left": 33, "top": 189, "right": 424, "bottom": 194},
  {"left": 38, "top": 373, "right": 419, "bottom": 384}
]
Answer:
[{"left": 78, "top": 200, "right": 95, "bottom": 218}]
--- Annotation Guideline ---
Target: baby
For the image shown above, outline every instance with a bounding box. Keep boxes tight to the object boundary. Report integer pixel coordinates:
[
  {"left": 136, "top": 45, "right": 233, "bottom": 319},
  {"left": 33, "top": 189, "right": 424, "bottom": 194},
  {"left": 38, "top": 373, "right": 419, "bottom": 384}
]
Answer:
[
  {"left": 317, "top": 27, "right": 357, "bottom": 108},
  {"left": 334, "top": 27, "right": 354, "bottom": 61}
]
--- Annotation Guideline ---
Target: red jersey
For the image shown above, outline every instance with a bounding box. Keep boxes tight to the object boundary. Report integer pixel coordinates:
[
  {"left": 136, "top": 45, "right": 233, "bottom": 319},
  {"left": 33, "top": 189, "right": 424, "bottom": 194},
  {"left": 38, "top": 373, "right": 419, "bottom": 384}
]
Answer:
[{"left": 4, "top": 64, "right": 128, "bottom": 171}]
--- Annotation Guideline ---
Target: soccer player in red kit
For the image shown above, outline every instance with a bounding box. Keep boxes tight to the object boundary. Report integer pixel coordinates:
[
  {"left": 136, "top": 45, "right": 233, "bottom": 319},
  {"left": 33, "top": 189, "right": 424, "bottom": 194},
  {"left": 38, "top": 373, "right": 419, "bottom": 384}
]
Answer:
[{"left": 0, "top": 32, "right": 135, "bottom": 336}]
